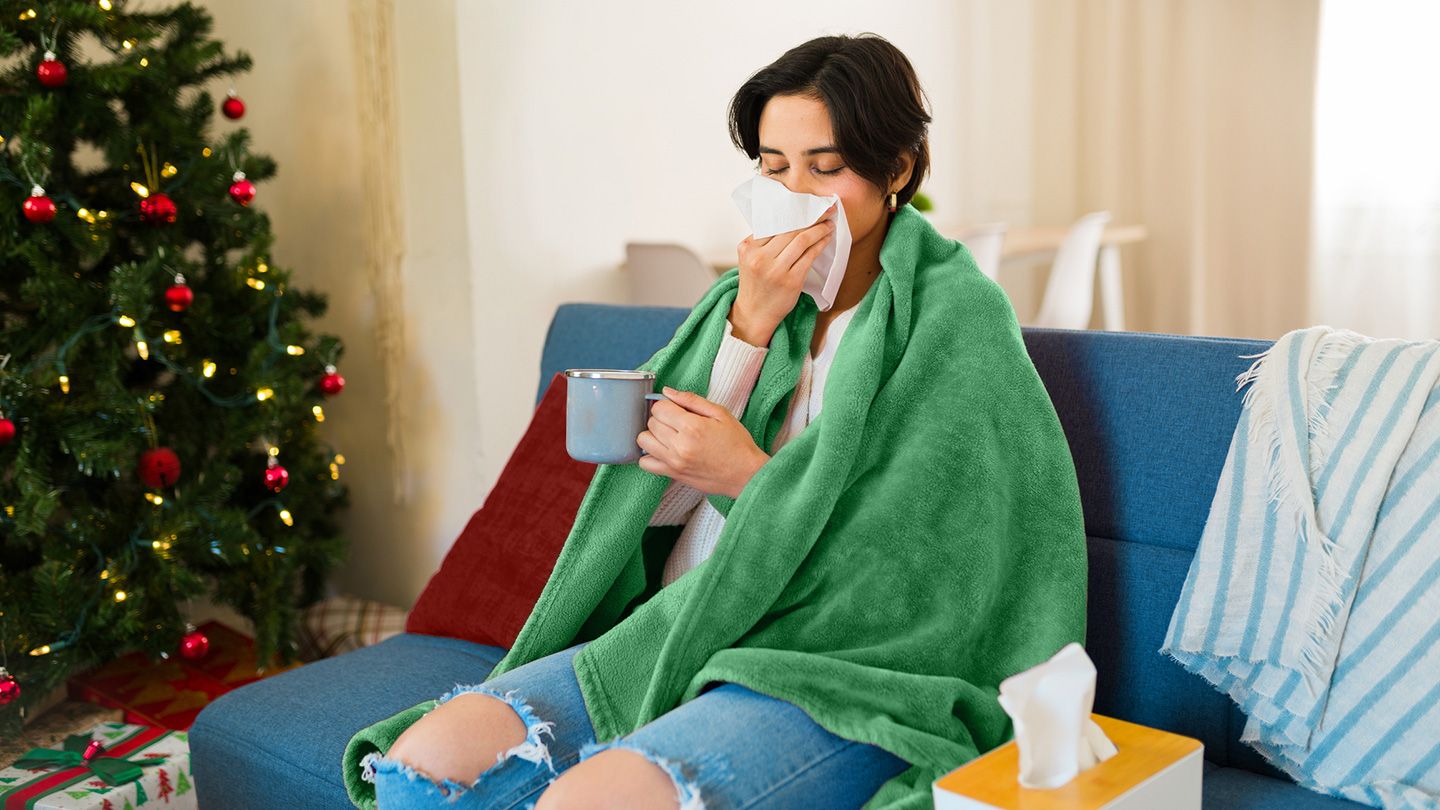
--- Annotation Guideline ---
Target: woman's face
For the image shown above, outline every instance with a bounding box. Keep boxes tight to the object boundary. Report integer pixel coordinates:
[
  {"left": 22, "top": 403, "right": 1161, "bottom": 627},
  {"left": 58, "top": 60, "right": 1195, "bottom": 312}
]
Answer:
[{"left": 755, "top": 93, "right": 907, "bottom": 256}]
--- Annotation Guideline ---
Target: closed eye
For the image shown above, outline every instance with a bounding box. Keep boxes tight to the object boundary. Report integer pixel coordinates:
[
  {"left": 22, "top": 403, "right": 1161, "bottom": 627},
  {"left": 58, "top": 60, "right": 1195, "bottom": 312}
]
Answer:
[{"left": 762, "top": 166, "right": 844, "bottom": 176}]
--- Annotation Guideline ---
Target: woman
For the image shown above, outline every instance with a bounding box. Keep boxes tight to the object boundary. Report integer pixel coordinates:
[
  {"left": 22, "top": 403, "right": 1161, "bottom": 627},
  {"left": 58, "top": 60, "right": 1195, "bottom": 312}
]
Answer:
[{"left": 344, "top": 33, "right": 1087, "bottom": 810}]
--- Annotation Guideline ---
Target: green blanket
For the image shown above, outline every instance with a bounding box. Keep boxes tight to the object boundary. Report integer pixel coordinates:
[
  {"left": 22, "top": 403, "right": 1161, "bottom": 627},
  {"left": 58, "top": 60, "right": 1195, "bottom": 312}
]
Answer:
[{"left": 342, "top": 204, "right": 1088, "bottom": 809}]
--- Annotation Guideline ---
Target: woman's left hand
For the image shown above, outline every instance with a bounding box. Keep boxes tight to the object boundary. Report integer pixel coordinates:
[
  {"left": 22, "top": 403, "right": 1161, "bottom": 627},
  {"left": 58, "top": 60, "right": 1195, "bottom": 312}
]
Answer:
[{"left": 637, "top": 386, "right": 770, "bottom": 499}]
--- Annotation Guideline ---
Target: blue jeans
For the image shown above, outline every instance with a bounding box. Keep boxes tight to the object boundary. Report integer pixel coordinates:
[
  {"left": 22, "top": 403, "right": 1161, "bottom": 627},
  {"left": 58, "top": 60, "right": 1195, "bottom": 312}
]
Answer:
[{"left": 365, "top": 641, "right": 909, "bottom": 809}]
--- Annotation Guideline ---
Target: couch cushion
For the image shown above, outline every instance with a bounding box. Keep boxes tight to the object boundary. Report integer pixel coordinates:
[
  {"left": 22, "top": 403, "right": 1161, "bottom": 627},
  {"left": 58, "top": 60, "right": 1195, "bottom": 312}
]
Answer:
[
  {"left": 190, "top": 633, "right": 506, "bottom": 809},
  {"left": 1202, "top": 761, "right": 1365, "bottom": 808},
  {"left": 405, "top": 371, "right": 595, "bottom": 648}
]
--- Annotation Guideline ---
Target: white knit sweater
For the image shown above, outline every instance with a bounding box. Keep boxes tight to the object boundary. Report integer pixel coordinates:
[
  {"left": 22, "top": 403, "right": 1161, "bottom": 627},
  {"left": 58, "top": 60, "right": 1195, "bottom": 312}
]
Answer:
[{"left": 649, "top": 304, "right": 860, "bottom": 586}]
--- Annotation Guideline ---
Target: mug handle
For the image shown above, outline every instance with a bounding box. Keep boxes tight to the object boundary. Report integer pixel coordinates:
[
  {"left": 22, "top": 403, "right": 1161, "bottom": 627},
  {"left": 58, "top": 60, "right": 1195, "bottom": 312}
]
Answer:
[{"left": 638, "top": 392, "right": 671, "bottom": 457}]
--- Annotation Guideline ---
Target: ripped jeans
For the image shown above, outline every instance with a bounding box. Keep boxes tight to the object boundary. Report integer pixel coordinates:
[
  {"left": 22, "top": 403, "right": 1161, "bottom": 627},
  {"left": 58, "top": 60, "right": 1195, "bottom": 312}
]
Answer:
[{"left": 363, "top": 641, "right": 910, "bottom": 809}]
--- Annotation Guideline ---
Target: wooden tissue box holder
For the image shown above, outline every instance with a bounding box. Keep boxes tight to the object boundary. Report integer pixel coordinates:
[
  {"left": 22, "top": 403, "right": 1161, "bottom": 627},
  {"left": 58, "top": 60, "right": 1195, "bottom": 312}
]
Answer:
[{"left": 933, "top": 714, "right": 1203, "bottom": 810}]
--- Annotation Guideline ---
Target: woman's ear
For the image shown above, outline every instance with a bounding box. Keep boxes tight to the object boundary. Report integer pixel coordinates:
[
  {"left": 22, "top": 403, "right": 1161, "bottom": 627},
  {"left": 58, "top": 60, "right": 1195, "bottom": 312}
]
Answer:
[{"left": 892, "top": 151, "right": 916, "bottom": 195}]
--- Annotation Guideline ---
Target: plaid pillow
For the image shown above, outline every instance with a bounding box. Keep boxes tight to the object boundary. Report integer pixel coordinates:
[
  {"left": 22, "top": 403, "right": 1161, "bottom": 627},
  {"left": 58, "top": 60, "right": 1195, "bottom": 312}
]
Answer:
[{"left": 297, "top": 595, "right": 408, "bottom": 660}]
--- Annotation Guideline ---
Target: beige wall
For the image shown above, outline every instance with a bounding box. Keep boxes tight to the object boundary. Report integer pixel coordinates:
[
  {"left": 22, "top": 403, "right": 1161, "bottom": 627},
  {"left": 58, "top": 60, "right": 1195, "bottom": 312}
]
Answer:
[{"left": 197, "top": 0, "right": 1039, "bottom": 609}]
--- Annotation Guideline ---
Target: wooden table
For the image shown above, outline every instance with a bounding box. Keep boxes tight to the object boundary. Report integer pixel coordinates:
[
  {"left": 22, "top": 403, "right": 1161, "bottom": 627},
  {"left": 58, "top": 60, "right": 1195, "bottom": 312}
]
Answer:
[{"left": 706, "top": 223, "right": 1146, "bottom": 331}]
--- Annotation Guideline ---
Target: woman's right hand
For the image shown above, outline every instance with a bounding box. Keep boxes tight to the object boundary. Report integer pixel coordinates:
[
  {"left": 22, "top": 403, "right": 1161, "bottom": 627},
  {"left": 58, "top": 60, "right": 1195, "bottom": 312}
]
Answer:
[{"left": 731, "top": 203, "right": 837, "bottom": 346}]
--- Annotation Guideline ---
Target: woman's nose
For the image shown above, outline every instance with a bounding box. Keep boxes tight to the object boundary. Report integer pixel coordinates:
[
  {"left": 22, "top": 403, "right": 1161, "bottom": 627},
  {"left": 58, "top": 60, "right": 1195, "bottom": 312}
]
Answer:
[{"left": 786, "top": 178, "right": 817, "bottom": 196}]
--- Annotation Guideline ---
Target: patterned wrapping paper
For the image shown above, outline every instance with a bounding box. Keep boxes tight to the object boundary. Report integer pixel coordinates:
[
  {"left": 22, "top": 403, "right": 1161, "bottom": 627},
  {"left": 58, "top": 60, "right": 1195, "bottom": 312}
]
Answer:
[
  {"left": 0, "top": 723, "right": 194, "bottom": 810},
  {"left": 67, "top": 621, "right": 301, "bottom": 730}
]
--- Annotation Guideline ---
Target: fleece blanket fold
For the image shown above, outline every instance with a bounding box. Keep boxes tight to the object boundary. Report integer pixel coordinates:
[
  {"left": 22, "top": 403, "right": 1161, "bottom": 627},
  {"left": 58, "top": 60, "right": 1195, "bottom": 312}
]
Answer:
[
  {"left": 1162, "top": 326, "right": 1440, "bottom": 807},
  {"left": 343, "top": 204, "right": 1089, "bottom": 810}
]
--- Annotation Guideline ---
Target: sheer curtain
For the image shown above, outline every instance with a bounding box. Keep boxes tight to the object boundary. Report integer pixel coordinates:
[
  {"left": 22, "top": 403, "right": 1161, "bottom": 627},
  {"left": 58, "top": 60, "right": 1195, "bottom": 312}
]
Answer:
[
  {"left": 1310, "top": 0, "right": 1440, "bottom": 340},
  {"left": 1032, "top": 0, "right": 1320, "bottom": 339}
]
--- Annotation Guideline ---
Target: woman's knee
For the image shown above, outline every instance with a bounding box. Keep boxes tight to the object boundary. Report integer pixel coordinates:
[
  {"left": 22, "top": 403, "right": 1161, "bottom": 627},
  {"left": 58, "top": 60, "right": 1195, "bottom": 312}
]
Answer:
[
  {"left": 386, "top": 691, "right": 529, "bottom": 786},
  {"left": 536, "top": 747, "right": 687, "bottom": 810}
]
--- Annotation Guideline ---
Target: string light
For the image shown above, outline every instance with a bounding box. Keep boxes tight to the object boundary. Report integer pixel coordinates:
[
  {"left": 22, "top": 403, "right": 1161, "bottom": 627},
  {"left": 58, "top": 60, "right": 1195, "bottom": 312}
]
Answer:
[
  {"left": 100, "top": 569, "right": 110, "bottom": 579},
  {"left": 144, "top": 492, "right": 164, "bottom": 506},
  {"left": 58, "top": 374, "right": 70, "bottom": 394},
  {"left": 162, "top": 329, "right": 182, "bottom": 344},
  {"left": 161, "top": 162, "right": 176, "bottom": 177},
  {"left": 135, "top": 339, "right": 149, "bottom": 360},
  {"left": 255, "top": 387, "right": 274, "bottom": 402},
  {"left": 286, "top": 345, "right": 305, "bottom": 355},
  {"left": 117, "top": 314, "right": 136, "bottom": 327},
  {"left": 268, "top": 445, "right": 280, "bottom": 457},
  {"left": 202, "top": 146, "right": 213, "bottom": 158},
  {"left": 99, "top": 0, "right": 113, "bottom": 10},
  {"left": 246, "top": 278, "right": 266, "bottom": 290},
  {"left": 77, "top": 208, "right": 98, "bottom": 224},
  {"left": 256, "top": 261, "right": 269, "bottom": 273},
  {"left": 18, "top": 9, "right": 37, "bottom": 20},
  {"left": 29, "top": 644, "right": 51, "bottom": 656},
  {"left": 139, "top": 57, "right": 149, "bottom": 68},
  {"left": 313, "top": 405, "right": 325, "bottom": 422},
  {"left": 121, "top": 39, "right": 133, "bottom": 50},
  {"left": 278, "top": 509, "right": 294, "bottom": 527},
  {"left": 114, "top": 590, "right": 127, "bottom": 602},
  {"left": 3, "top": 505, "right": 13, "bottom": 517},
  {"left": 130, "top": 182, "right": 149, "bottom": 198}
]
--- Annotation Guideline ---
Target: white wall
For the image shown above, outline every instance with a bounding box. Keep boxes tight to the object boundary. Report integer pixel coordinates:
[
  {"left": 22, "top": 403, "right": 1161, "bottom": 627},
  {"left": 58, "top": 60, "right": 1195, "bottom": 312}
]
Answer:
[
  {"left": 198, "top": 0, "right": 1036, "bottom": 609},
  {"left": 454, "top": 0, "right": 1038, "bottom": 596}
]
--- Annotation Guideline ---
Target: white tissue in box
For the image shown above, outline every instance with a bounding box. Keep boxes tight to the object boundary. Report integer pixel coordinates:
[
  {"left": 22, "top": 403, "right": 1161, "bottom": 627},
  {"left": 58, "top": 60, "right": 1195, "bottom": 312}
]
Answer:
[{"left": 997, "top": 641, "right": 1117, "bottom": 789}]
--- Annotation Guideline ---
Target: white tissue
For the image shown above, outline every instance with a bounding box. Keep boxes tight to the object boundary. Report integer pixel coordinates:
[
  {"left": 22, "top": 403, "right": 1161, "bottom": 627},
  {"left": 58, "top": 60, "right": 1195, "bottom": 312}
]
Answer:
[
  {"left": 997, "top": 642, "right": 1119, "bottom": 790},
  {"left": 730, "top": 173, "right": 852, "bottom": 312}
]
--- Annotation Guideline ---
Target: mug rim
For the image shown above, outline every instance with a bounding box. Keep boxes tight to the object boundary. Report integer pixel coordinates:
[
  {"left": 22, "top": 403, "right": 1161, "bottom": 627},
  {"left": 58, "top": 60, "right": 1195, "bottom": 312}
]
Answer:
[{"left": 565, "top": 369, "right": 656, "bottom": 380}]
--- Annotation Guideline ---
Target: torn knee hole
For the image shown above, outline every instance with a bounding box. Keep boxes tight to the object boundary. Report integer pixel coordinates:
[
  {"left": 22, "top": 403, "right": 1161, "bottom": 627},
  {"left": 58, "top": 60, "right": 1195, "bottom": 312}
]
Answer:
[
  {"left": 578, "top": 739, "right": 706, "bottom": 810},
  {"left": 436, "top": 684, "right": 559, "bottom": 777}
]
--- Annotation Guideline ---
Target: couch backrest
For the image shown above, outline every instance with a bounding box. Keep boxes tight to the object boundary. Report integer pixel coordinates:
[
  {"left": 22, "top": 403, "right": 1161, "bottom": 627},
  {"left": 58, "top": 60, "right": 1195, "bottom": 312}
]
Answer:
[{"left": 538, "top": 302, "right": 1282, "bottom": 777}]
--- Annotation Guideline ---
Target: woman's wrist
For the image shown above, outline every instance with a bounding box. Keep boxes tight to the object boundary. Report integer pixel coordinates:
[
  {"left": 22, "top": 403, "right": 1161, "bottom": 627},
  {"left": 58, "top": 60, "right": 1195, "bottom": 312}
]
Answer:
[
  {"left": 728, "top": 306, "right": 776, "bottom": 348},
  {"left": 728, "top": 447, "right": 771, "bottom": 499}
]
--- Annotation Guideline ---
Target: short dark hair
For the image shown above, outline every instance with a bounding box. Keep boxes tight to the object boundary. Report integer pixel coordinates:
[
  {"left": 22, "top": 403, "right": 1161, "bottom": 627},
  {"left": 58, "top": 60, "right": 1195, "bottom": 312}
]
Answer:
[{"left": 728, "top": 33, "right": 933, "bottom": 212}]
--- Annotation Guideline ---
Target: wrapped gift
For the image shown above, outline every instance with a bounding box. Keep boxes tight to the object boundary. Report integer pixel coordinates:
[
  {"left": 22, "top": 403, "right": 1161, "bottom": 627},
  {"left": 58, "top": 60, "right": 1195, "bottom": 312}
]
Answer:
[
  {"left": 68, "top": 621, "right": 302, "bottom": 730},
  {"left": 0, "top": 722, "right": 194, "bottom": 810}
]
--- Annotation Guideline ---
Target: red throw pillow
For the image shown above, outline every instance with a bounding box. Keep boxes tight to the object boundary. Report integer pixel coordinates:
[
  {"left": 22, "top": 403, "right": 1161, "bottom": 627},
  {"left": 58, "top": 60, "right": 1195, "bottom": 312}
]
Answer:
[{"left": 405, "top": 372, "right": 596, "bottom": 648}]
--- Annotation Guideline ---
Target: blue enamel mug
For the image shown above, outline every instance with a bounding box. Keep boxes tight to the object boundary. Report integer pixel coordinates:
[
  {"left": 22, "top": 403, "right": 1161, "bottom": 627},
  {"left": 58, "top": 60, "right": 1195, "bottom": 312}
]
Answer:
[{"left": 564, "top": 369, "right": 674, "bottom": 464}]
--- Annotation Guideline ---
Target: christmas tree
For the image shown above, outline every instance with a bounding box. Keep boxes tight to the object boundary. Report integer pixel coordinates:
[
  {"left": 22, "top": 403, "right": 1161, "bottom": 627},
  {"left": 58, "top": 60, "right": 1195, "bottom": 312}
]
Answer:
[{"left": 0, "top": 0, "right": 350, "bottom": 733}]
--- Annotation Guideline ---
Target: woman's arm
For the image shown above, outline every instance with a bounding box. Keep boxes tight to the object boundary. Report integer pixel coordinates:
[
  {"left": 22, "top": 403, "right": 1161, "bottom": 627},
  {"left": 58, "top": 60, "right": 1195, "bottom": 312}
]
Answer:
[{"left": 647, "top": 313, "right": 769, "bottom": 525}]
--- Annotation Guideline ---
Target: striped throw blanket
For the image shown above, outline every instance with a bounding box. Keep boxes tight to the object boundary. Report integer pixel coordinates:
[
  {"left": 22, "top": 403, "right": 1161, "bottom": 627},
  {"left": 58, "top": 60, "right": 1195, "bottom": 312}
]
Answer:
[{"left": 1161, "top": 326, "right": 1440, "bottom": 808}]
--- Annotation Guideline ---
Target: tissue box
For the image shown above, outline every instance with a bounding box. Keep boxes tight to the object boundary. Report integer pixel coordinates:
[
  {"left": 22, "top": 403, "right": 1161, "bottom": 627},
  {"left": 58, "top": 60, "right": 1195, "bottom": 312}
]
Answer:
[
  {"left": 0, "top": 722, "right": 194, "bottom": 809},
  {"left": 933, "top": 714, "right": 1202, "bottom": 810}
]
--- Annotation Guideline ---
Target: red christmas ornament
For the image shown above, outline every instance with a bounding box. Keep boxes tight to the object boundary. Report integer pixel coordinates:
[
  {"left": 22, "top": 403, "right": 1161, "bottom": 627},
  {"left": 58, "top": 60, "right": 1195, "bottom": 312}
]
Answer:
[
  {"left": 221, "top": 91, "right": 246, "bottom": 120},
  {"left": 36, "top": 51, "right": 67, "bottom": 88},
  {"left": 82, "top": 740, "right": 105, "bottom": 762},
  {"left": 165, "top": 273, "right": 194, "bottom": 312},
  {"left": 139, "top": 192, "right": 177, "bottom": 225},
  {"left": 23, "top": 185, "right": 57, "bottom": 224},
  {"left": 264, "top": 457, "right": 289, "bottom": 493},
  {"left": 138, "top": 446, "right": 182, "bottom": 489},
  {"left": 0, "top": 417, "right": 15, "bottom": 445},
  {"left": 0, "top": 667, "right": 19, "bottom": 706},
  {"left": 179, "top": 624, "right": 209, "bottom": 660},
  {"left": 228, "top": 171, "right": 256, "bottom": 206},
  {"left": 319, "top": 365, "right": 345, "bottom": 396}
]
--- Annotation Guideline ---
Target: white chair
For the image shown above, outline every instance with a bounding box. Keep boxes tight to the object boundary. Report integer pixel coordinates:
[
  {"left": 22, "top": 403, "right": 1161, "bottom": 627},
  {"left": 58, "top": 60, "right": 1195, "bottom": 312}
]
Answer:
[
  {"left": 622, "top": 242, "right": 716, "bottom": 308},
  {"left": 1031, "top": 211, "right": 1112, "bottom": 330},
  {"left": 954, "top": 222, "right": 1008, "bottom": 281}
]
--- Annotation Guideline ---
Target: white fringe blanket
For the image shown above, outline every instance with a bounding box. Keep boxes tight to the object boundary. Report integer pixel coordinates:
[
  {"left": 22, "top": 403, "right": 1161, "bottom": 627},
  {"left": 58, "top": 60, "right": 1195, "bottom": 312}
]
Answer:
[{"left": 1161, "top": 326, "right": 1440, "bottom": 808}]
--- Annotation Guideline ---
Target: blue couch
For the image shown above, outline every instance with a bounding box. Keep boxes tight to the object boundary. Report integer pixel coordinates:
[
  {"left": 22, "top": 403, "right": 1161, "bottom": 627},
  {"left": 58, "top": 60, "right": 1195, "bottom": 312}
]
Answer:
[{"left": 191, "top": 302, "right": 1365, "bottom": 809}]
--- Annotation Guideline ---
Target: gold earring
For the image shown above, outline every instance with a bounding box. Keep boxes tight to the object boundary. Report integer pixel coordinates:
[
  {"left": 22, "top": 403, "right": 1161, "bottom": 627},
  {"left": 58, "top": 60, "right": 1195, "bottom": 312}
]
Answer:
[{"left": 887, "top": 192, "right": 898, "bottom": 212}]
